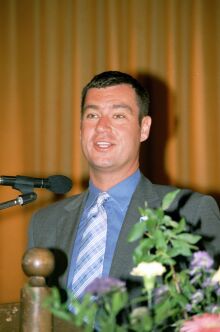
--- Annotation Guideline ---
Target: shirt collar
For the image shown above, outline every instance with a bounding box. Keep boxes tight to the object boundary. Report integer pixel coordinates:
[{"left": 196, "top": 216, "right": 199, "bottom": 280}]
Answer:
[{"left": 86, "top": 170, "right": 141, "bottom": 212}]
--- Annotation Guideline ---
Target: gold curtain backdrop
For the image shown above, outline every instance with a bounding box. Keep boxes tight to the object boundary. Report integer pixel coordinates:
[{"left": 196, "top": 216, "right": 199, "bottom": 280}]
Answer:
[{"left": 0, "top": 0, "right": 220, "bottom": 303}]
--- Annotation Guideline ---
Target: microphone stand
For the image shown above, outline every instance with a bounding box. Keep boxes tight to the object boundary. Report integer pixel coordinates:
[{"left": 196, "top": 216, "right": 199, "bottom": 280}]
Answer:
[
  {"left": 0, "top": 183, "right": 37, "bottom": 210},
  {"left": 0, "top": 192, "right": 37, "bottom": 210}
]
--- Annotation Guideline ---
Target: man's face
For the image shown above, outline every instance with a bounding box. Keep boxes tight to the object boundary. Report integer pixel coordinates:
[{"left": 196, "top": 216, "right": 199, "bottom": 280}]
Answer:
[{"left": 81, "top": 84, "right": 151, "bottom": 178}]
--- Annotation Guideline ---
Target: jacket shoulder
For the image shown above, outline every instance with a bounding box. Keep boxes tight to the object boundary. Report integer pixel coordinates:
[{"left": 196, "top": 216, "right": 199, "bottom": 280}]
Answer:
[{"left": 31, "top": 191, "right": 87, "bottom": 224}]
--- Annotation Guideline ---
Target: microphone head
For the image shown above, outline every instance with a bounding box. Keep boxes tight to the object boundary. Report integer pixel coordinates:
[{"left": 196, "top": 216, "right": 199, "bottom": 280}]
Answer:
[{"left": 48, "top": 175, "right": 73, "bottom": 194}]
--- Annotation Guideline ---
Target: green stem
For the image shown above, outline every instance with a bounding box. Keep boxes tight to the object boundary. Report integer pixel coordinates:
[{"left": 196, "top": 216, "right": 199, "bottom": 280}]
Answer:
[{"left": 147, "top": 290, "right": 152, "bottom": 310}]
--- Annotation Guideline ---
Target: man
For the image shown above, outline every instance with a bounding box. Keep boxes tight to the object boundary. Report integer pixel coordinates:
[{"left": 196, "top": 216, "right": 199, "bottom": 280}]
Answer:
[{"left": 28, "top": 71, "right": 220, "bottom": 296}]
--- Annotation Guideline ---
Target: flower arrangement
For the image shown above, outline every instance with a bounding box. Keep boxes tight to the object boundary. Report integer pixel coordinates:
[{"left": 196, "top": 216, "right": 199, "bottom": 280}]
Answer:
[{"left": 45, "top": 190, "right": 220, "bottom": 331}]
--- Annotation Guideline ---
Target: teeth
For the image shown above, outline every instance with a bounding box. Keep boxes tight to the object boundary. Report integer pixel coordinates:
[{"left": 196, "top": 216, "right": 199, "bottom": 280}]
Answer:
[{"left": 96, "top": 141, "right": 111, "bottom": 148}]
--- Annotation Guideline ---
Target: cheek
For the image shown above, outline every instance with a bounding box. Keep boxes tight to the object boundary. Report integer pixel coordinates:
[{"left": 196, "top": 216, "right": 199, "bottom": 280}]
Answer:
[
  {"left": 117, "top": 131, "right": 141, "bottom": 154},
  {"left": 81, "top": 130, "right": 95, "bottom": 155},
  {"left": 121, "top": 127, "right": 141, "bottom": 141},
  {"left": 81, "top": 125, "right": 92, "bottom": 141},
  {"left": 80, "top": 130, "right": 89, "bottom": 152}
]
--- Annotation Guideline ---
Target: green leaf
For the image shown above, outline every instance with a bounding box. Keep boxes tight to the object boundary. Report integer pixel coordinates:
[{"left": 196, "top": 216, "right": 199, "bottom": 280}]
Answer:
[
  {"left": 160, "top": 256, "right": 176, "bottom": 266},
  {"left": 175, "top": 218, "right": 187, "bottom": 233},
  {"left": 133, "top": 238, "right": 155, "bottom": 263},
  {"left": 173, "top": 293, "right": 189, "bottom": 307},
  {"left": 111, "top": 291, "right": 128, "bottom": 314},
  {"left": 163, "top": 216, "right": 179, "bottom": 229},
  {"left": 128, "top": 221, "right": 147, "bottom": 242},
  {"left": 72, "top": 294, "right": 97, "bottom": 326},
  {"left": 162, "top": 189, "right": 180, "bottom": 211},
  {"left": 154, "top": 208, "right": 164, "bottom": 221},
  {"left": 162, "top": 229, "right": 177, "bottom": 240},
  {"left": 145, "top": 216, "right": 158, "bottom": 233},
  {"left": 176, "top": 233, "right": 201, "bottom": 244},
  {"left": 155, "top": 298, "right": 174, "bottom": 324},
  {"left": 154, "top": 230, "right": 167, "bottom": 250},
  {"left": 49, "top": 308, "right": 73, "bottom": 322},
  {"left": 169, "top": 239, "right": 192, "bottom": 257}
]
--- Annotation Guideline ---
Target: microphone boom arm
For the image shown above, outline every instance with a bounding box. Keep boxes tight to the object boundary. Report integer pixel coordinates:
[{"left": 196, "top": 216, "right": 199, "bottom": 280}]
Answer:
[{"left": 0, "top": 192, "right": 37, "bottom": 210}]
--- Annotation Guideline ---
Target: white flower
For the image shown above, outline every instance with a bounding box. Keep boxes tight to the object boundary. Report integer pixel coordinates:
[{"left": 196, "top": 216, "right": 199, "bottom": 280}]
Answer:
[
  {"left": 130, "top": 261, "right": 166, "bottom": 278},
  {"left": 140, "top": 215, "right": 148, "bottom": 222},
  {"left": 212, "top": 266, "right": 220, "bottom": 283}
]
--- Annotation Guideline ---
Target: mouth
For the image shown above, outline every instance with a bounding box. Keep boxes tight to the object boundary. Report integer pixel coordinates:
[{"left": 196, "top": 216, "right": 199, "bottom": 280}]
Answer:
[{"left": 95, "top": 141, "right": 113, "bottom": 149}]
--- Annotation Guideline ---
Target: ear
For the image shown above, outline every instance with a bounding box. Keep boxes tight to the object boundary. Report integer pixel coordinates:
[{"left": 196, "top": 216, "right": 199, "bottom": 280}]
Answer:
[{"left": 140, "top": 116, "right": 152, "bottom": 142}]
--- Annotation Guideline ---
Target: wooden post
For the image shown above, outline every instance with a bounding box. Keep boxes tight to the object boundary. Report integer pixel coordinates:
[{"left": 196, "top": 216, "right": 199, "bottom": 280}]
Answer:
[{"left": 20, "top": 248, "right": 55, "bottom": 332}]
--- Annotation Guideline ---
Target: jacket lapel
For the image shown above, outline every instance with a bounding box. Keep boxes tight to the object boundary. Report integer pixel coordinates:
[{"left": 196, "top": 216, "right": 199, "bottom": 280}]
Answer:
[
  {"left": 55, "top": 191, "right": 88, "bottom": 286},
  {"left": 110, "top": 175, "right": 161, "bottom": 279}
]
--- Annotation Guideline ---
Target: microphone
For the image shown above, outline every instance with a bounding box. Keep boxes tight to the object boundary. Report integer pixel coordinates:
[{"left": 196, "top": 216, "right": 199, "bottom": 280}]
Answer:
[
  {"left": 0, "top": 192, "right": 37, "bottom": 210},
  {"left": 0, "top": 175, "right": 73, "bottom": 194}
]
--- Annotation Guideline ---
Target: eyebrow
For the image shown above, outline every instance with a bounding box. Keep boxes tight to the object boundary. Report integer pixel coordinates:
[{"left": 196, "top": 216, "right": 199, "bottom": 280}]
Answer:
[
  {"left": 83, "top": 103, "right": 132, "bottom": 113},
  {"left": 112, "top": 103, "right": 132, "bottom": 112},
  {"left": 83, "top": 105, "right": 98, "bottom": 111}
]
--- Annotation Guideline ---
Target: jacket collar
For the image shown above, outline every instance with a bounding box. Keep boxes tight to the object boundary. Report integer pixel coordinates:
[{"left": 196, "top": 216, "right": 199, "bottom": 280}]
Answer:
[{"left": 110, "top": 174, "right": 161, "bottom": 278}]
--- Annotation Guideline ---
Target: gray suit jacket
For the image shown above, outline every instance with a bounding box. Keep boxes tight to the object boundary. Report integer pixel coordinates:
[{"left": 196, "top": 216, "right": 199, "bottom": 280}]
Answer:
[{"left": 28, "top": 174, "right": 220, "bottom": 289}]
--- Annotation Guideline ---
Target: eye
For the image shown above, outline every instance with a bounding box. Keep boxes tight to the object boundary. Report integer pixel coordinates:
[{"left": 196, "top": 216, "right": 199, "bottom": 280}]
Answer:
[
  {"left": 113, "top": 113, "right": 126, "bottom": 119},
  {"left": 85, "top": 112, "right": 99, "bottom": 119}
]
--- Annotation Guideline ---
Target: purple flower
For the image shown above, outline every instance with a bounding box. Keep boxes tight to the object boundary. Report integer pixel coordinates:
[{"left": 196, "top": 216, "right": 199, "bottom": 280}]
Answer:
[
  {"left": 190, "top": 251, "right": 214, "bottom": 274},
  {"left": 191, "top": 290, "right": 204, "bottom": 305},
  {"left": 216, "top": 287, "right": 220, "bottom": 296},
  {"left": 84, "top": 277, "right": 126, "bottom": 295},
  {"left": 185, "top": 303, "right": 193, "bottom": 313},
  {"left": 202, "top": 277, "right": 213, "bottom": 288}
]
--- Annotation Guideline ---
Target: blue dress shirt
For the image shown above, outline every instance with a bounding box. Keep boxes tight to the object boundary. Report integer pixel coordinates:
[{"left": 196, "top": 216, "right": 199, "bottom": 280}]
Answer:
[{"left": 67, "top": 170, "right": 141, "bottom": 290}]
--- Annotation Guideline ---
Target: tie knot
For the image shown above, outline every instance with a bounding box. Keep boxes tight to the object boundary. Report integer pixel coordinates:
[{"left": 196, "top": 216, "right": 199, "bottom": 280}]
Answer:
[
  {"left": 96, "top": 191, "right": 109, "bottom": 206},
  {"left": 87, "top": 192, "right": 109, "bottom": 219}
]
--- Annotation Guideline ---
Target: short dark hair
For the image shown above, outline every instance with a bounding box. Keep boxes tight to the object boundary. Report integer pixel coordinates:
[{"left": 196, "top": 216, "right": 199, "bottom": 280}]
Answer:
[{"left": 81, "top": 71, "right": 150, "bottom": 122}]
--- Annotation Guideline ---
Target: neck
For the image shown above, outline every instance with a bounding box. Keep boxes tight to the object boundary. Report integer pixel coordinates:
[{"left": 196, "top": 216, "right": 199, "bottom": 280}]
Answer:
[{"left": 89, "top": 168, "right": 139, "bottom": 191}]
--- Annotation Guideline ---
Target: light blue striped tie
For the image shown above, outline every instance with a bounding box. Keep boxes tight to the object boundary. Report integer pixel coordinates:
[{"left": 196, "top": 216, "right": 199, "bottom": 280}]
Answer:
[{"left": 72, "top": 192, "right": 109, "bottom": 299}]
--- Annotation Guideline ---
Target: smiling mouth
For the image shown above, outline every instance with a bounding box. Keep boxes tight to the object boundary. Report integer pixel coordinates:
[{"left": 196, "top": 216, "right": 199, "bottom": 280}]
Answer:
[{"left": 95, "top": 141, "right": 112, "bottom": 149}]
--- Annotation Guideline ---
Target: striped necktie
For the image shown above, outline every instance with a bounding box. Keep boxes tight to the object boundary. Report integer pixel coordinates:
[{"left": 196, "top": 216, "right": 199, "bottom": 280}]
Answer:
[{"left": 72, "top": 191, "right": 109, "bottom": 299}]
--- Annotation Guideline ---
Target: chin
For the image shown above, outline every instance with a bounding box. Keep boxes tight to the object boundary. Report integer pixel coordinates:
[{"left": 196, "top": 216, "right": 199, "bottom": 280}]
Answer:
[
  {"left": 96, "top": 162, "right": 114, "bottom": 169},
  {"left": 91, "top": 160, "right": 115, "bottom": 170}
]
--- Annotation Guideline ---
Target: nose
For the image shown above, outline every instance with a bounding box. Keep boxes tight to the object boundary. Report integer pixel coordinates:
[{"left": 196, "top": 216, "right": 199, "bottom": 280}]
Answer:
[{"left": 96, "top": 116, "right": 111, "bottom": 132}]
